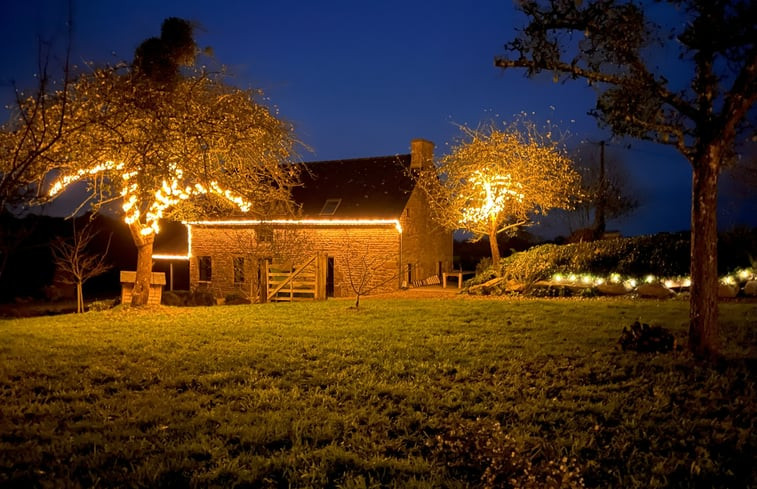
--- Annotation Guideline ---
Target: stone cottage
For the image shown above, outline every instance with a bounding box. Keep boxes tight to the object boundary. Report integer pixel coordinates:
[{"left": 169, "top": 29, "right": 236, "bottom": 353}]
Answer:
[{"left": 155, "top": 139, "right": 453, "bottom": 301}]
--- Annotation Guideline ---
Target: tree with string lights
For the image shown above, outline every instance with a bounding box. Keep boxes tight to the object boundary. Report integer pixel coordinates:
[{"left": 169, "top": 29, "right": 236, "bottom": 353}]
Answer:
[
  {"left": 417, "top": 121, "right": 580, "bottom": 266},
  {"left": 12, "top": 18, "right": 298, "bottom": 305}
]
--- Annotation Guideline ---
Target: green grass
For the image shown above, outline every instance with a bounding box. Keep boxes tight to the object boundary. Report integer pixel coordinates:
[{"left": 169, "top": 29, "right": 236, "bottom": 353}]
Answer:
[{"left": 1, "top": 298, "right": 755, "bottom": 488}]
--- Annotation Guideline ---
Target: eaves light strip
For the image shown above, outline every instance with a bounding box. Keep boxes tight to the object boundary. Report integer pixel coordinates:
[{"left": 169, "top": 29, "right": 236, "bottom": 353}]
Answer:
[
  {"left": 152, "top": 218, "right": 403, "bottom": 260},
  {"left": 184, "top": 218, "right": 403, "bottom": 234}
]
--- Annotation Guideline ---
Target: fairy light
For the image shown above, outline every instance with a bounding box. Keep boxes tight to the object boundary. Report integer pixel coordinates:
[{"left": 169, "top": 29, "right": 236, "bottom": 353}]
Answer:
[
  {"left": 49, "top": 161, "right": 253, "bottom": 237},
  {"left": 541, "top": 270, "right": 748, "bottom": 292},
  {"left": 460, "top": 171, "right": 525, "bottom": 226},
  {"left": 152, "top": 254, "right": 190, "bottom": 260},
  {"left": 185, "top": 218, "right": 403, "bottom": 234}
]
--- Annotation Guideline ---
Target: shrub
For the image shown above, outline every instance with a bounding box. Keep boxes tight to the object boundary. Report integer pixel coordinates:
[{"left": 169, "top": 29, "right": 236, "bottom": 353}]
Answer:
[
  {"left": 87, "top": 299, "right": 116, "bottom": 312},
  {"left": 470, "top": 233, "right": 693, "bottom": 288},
  {"left": 224, "top": 293, "right": 251, "bottom": 305},
  {"left": 431, "top": 417, "right": 585, "bottom": 489},
  {"left": 475, "top": 257, "right": 493, "bottom": 276},
  {"left": 189, "top": 290, "right": 216, "bottom": 307},
  {"left": 719, "top": 227, "right": 757, "bottom": 272},
  {"left": 161, "top": 291, "right": 185, "bottom": 307},
  {"left": 618, "top": 321, "right": 677, "bottom": 352}
]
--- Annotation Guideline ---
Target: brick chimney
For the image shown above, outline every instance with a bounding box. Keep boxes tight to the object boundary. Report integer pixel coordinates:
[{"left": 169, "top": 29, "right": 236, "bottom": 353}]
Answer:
[{"left": 410, "top": 139, "right": 434, "bottom": 170}]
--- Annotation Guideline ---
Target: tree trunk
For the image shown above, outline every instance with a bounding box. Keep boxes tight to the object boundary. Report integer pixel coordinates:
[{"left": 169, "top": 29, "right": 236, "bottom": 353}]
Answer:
[
  {"left": 76, "top": 281, "right": 83, "bottom": 313},
  {"left": 129, "top": 223, "right": 155, "bottom": 307},
  {"left": 688, "top": 156, "right": 720, "bottom": 360},
  {"left": 488, "top": 221, "right": 501, "bottom": 268}
]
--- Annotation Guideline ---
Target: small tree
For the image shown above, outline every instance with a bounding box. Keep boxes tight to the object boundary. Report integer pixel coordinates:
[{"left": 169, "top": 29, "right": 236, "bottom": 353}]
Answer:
[
  {"left": 341, "top": 235, "right": 399, "bottom": 309},
  {"left": 418, "top": 121, "right": 581, "bottom": 266},
  {"left": 0, "top": 6, "right": 74, "bottom": 214},
  {"left": 568, "top": 141, "right": 638, "bottom": 237},
  {"left": 51, "top": 220, "right": 112, "bottom": 313}
]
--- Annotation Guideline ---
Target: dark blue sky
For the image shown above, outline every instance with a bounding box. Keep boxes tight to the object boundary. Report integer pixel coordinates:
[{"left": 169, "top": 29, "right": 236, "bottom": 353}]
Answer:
[{"left": 2, "top": 0, "right": 753, "bottom": 237}]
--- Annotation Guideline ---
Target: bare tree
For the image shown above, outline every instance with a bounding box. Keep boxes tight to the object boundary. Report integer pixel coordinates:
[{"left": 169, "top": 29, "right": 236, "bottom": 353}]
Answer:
[
  {"left": 0, "top": 4, "right": 75, "bottom": 284},
  {"left": 567, "top": 141, "right": 638, "bottom": 237},
  {"left": 51, "top": 219, "right": 112, "bottom": 313},
  {"left": 0, "top": 3, "right": 75, "bottom": 213},
  {"left": 341, "top": 238, "right": 399, "bottom": 309}
]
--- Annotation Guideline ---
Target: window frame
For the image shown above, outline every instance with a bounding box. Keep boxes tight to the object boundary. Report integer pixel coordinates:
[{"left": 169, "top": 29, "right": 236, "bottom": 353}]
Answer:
[
  {"left": 233, "top": 256, "right": 245, "bottom": 284},
  {"left": 319, "top": 198, "right": 342, "bottom": 216},
  {"left": 198, "top": 256, "right": 212, "bottom": 282}
]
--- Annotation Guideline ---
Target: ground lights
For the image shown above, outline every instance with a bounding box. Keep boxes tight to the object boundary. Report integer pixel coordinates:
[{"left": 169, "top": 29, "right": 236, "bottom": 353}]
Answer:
[{"left": 550, "top": 268, "right": 755, "bottom": 290}]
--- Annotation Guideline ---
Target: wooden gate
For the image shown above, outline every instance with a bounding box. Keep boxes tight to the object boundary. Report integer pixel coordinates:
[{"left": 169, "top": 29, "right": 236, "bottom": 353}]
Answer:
[{"left": 266, "top": 253, "right": 327, "bottom": 302}]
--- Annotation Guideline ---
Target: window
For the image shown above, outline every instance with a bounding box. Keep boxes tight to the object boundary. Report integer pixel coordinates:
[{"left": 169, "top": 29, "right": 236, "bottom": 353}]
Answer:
[
  {"left": 198, "top": 256, "right": 212, "bottom": 282},
  {"left": 233, "top": 257, "right": 245, "bottom": 284},
  {"left": 319, "top": 198, "right": 341, "bottom": 216},
  {"left": 256, "top": 226, "right": 273, "bottom": 243}
]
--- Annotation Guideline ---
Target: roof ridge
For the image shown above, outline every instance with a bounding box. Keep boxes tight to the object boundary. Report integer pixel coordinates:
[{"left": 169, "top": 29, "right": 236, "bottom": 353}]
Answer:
[{"left": 301, "top": 153, "right": 410, "bottom": 165}]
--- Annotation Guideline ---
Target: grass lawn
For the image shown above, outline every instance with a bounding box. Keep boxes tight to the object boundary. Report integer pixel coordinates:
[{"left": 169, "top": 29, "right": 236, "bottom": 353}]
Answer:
[{"left": 1, "top": 297, "right": 755, "bottom": 488}]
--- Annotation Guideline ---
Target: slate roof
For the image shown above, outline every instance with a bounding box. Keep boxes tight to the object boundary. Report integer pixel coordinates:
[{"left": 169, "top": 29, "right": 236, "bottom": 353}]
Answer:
[
  {"left": 291, "top": 154, "right": 415, "bottom": 219},
  {"left": 152, "top": 154, "right": 416, "bottom": 256}
]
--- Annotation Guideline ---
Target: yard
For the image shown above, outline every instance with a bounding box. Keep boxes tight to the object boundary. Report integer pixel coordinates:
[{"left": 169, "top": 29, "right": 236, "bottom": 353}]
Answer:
[{"left": 1, "top": 297, "right": 755, "bottom": 488}]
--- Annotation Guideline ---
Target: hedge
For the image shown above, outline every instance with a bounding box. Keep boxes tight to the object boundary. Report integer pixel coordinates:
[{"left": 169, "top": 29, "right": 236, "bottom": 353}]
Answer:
[{"left": 469, "top": 229, "right": 757, "bottom": 288}]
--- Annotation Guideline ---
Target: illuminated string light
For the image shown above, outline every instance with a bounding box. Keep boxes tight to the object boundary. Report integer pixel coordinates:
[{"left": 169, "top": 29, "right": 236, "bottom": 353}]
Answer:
[
  {"left": 185, "top": 218, "right": 403, "bottom": 234},
  {"left": 49, "top": 162, "right": 253, "bottom": 236},
  {"left": 544, "top": 268, "right": 757, "bottom": 292},
  {"left": 460, "top": 171, "right": 525, "bottom": 227}
]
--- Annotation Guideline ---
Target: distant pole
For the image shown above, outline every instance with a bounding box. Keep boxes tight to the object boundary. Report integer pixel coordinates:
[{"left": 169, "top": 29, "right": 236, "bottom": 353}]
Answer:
[{"left": 594, "top": 140, "right": 607, "bottom": 236}]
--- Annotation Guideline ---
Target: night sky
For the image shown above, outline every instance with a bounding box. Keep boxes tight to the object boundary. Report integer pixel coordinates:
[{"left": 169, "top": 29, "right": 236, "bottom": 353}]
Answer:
[{"left": 2, "top": 0, "right": 754, "bottom": 238}]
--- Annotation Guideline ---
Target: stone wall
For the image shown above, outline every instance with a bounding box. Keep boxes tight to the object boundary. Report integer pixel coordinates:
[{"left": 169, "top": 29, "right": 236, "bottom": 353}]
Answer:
[
  {"left": 189, "top": 224, "right": 402, "bottom": 299},
  {"left": 399, "top": 187, "right": 454, "bottom": 285}
]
